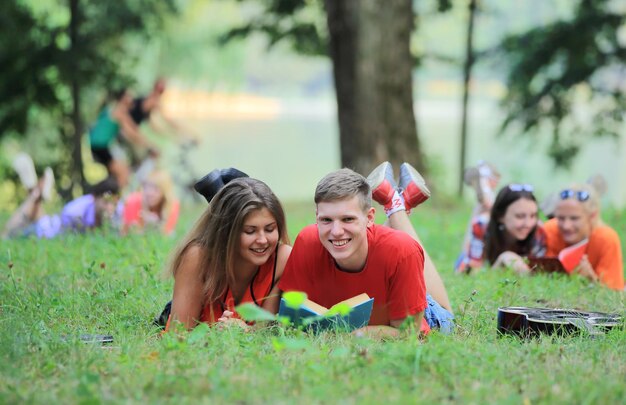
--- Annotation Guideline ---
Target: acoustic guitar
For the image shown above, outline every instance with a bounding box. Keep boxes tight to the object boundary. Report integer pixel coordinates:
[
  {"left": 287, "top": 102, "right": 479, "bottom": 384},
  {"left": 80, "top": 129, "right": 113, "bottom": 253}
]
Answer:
[{"left": 497, "top": 306, "right": 622, "bottom": 337}]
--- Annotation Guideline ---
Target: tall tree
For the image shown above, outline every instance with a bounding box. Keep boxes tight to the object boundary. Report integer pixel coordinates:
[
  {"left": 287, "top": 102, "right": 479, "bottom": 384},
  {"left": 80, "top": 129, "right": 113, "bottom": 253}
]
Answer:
[
  {"left": 498, "top": 0, "right": 626, "bottom": 168},
  {"left": 325, "top": 0, "right": 423, "bottom": 174},
  {"left": 458, "top": 0, "right": 478, "bottom": 195},
  {"left": 223, "top": 0, "right": 452, "bottom": 175},
  {"left": 0, "top": 0, "right": 176, "bottom": 198}
]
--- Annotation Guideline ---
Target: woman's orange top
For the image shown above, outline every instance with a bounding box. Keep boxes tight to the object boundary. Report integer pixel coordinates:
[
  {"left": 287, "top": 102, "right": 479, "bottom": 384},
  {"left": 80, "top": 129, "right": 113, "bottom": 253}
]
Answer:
[
  {"left": 200, "top": 251, "right": 277, "bottom": 323},
  {"left": 544, "top": 218, "right": 624, "bottom": 290}
]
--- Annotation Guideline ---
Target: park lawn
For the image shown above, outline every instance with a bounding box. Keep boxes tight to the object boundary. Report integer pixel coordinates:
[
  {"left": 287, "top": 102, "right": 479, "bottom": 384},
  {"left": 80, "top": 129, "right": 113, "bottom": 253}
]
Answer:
[{"left": 0, "top": 199, "right": 624, "bottom": 404}]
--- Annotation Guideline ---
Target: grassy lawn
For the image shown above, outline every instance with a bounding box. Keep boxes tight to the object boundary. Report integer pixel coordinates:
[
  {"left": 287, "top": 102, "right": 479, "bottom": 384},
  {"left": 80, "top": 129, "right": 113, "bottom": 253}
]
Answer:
[{"left": 1, "top": 199, "right": 624, "bottom": 404}]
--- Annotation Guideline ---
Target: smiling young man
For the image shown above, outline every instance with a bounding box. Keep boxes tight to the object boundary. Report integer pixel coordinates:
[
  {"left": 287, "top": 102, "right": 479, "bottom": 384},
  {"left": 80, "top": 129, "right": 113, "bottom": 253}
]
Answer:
[{"left": 279, "top": 165, "right": 453, "bottom": 337}]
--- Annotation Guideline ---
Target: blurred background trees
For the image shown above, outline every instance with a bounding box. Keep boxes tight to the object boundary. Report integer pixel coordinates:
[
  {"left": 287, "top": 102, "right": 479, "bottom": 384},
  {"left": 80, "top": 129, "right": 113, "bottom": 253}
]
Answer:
[
  {"left": 1, "top": 0, "right": 625, "bottom": 205},
  {"left": 497, "top": 0, "right": 626, "bottom": 168},
  {"left": 0, "top": 0, "right": 175, "bottom": 198}
]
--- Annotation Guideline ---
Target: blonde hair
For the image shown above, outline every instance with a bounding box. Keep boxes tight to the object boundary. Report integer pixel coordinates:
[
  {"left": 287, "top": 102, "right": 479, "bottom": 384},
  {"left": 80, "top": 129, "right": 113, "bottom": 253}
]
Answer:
[
  {"left": 314, "top": 168, "right": 371, "bottom": 212},
  {"left": 168, "top": 178, "right": 289, "bottom": 306},
  {"left": 145, "top": 169, "right": 176, "bottom": 223},
  {"left": 557, "top": 183, "right": 602, "bottom": 227}
]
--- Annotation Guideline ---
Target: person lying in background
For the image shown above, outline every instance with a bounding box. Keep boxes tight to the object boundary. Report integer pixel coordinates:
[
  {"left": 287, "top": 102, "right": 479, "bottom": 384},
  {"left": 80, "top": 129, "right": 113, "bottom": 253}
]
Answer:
[
  {"left": 279, "top": 163, "right": 453, "bottom": 338},
  {"left": 455, "top": 184, "right": 546, "bottom": 274},
  {"left": 3, "top": 173, "right": 119, "bottom": 240},
  {"left": 118, "top": 170, "right": 180, "bottom": 236},
  {"left": 164, "top": 173, "right": 291, "bottom": 331},
  {"left": 544, "top": 184, "right": 624, "bottom": 290}
]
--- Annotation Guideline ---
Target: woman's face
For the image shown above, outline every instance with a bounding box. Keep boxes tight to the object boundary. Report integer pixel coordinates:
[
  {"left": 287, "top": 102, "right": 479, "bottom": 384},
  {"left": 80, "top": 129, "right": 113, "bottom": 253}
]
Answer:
[
  {"left": 238, "top": 208, "right": 279, "bottom": 267},
  {"left": 143, "top": 181, "right": 164, "bottom": 211},
  {"left": 554, "top": 199, "right": 591, "bottom": 245},
  {"left": 499, "top": 198, "right": 538, "bottom": 241}
]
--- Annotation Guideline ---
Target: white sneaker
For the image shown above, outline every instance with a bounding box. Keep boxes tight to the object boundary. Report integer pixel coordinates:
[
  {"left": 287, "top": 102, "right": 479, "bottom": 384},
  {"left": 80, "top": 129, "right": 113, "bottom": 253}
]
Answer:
[
  {"left": 13, "top": 152, "right": 38, "bottom": 190},
  {"left": 41, "top": 167, "right": 55, "bottom": 201}
]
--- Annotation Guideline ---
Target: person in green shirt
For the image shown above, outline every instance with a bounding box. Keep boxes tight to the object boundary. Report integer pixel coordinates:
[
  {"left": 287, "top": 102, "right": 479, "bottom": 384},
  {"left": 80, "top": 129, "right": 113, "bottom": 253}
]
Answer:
[{"left": 89, "top": 88, "right": 159, "bottom": 189}]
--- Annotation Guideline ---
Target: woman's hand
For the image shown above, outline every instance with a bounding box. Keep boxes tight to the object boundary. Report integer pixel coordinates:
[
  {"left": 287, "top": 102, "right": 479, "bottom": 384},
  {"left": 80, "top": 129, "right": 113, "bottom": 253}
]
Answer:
[
  {"left": 217, "top": 310, "right": 250, "bottom": 331},
  {"left": 494, "top": 251, "right": 531, "bottom": 275},
  {"left": 573, "top": 255, "right": 598, "bottom": 283},
  {"left": 141, "top": 210, "right": 161, "bottom": 225}
]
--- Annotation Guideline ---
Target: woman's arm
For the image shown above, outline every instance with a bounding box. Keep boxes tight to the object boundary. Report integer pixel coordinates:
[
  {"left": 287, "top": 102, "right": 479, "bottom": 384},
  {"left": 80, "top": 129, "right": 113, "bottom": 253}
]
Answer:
[
  {"left": 261, "top": 244, "right": 292, "bottom": 314},
  {"left": 170, "top": 245, "right": 205, "bottom": 330}
]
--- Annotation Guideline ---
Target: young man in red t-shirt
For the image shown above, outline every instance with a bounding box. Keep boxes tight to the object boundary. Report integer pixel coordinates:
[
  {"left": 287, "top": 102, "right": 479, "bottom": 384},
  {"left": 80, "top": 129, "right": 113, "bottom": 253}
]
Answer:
[{"left": 279, "top": 163, "right": 453, "bottom": 337}]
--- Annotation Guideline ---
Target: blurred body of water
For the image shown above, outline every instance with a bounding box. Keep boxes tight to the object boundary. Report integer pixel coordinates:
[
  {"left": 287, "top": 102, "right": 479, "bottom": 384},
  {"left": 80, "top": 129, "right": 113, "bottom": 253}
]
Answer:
[{"left": 164, "top": 97, "right": 625, "bottom": 209}]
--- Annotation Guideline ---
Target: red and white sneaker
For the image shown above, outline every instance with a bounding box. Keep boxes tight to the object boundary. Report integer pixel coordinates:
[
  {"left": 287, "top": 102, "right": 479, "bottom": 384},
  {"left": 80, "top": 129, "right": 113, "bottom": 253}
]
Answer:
[
  {"left": 398, "top": 162, "right": 430, "bottom": 210},
  {"left": 366, "top": 161, "right": 397, "bottom": 208}
]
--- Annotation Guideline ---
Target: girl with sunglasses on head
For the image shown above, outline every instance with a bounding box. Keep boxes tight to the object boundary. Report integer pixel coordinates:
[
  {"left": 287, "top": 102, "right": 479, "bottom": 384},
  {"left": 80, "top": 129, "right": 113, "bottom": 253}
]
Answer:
[
  {"left": 456, "top": 184, "right": 546, "bottom": 274},
  {"left": 543, "top": 184, "right": 623, "bottom": 290},
  {"left": 164, "top": 173, "right": 292, "bottom": 331}
]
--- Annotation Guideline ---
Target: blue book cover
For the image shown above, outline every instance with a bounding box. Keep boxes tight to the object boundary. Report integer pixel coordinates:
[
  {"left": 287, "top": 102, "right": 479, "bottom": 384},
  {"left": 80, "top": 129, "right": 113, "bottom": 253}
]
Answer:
[{"left": 278, "top": 293, "right": 374, "bottom": 332}]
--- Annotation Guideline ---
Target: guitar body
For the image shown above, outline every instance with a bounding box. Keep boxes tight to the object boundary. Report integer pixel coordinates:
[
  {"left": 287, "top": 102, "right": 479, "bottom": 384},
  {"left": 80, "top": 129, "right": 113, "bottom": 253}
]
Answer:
[{"left": 497, "top": 306, "right": 622, "bottom": 337}]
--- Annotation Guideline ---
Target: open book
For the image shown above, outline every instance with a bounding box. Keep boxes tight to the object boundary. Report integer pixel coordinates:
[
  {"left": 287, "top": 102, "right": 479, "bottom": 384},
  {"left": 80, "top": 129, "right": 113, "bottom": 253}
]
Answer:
[
  {"left": 528, "top": 238, "right": 588, "bottom": 274},
  {"left": 278, "top": 293, "right": 374, "bottom": 332}
]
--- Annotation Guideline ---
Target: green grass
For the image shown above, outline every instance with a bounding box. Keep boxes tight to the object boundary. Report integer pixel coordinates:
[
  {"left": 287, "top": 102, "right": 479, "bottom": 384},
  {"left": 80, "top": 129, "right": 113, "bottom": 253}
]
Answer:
[{"left": 1, "top": 199, "right": 624, "bottom": 404}]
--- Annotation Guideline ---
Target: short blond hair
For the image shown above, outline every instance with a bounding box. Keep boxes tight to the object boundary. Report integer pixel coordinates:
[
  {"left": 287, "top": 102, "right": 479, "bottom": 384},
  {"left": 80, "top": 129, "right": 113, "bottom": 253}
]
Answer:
[
  {"left": 557, "top": 183, "right": 601, "bottom": 226},
  {"left": 314, "top": 168, "right": 371, "bottom": 212}
]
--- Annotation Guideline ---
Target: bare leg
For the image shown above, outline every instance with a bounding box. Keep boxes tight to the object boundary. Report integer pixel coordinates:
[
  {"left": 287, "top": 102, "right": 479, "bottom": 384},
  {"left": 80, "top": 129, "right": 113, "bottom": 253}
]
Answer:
[
  {"left": 108, "top": 159, "right": 129, "bottom": 189},
  {"left": 2, "top": 187, "right": 44, "bottom": 238},
  {"left": 386, "top": 211, "right": 453, "bottom": 312}
]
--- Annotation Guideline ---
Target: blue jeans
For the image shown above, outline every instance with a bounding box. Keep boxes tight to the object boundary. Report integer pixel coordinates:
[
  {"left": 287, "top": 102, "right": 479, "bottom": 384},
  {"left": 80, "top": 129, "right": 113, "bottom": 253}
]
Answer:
[{"left": 424, "top": 294, "right": 454, "bottom": 334}]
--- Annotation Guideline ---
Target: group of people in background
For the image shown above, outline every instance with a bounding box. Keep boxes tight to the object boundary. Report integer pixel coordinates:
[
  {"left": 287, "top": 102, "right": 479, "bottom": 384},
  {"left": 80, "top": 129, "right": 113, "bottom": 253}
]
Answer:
[
  {"left": 456, "top": 160, "right": 623, "bottom": 291},
  {"left": 3, "top": 92, "right": 623, "bottom": 337},
  {"left": 3, "top": 78, "right": 187, "bottom": 240}
]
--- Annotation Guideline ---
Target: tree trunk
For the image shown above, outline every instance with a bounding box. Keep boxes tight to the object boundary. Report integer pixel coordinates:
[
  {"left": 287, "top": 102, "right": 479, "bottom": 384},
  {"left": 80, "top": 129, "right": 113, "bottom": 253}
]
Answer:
[
  {"left": 69, "top": 0, "right": 85, "bottom": 193},
  {"left": 459, "top": 0, "right": 477, "bottom": 196},
  {"left": 325, "top": 0, "right": 424, "bottom": 176}
]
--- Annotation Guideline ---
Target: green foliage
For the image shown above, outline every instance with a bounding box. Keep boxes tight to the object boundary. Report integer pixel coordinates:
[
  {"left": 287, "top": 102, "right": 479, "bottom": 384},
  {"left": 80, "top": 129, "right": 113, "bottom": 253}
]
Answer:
[
  {"left": 220, "top": 0, "right": 328, "bottom": 56},
  {"left": 235, "top": 302, "right": 277, "bottom": 322},
  {"left": 0, "top": 1, "right": 61, "bottom": 136},
  {"left": 498, "top": 0, "right": 626, "bottom": 168},
  {"left": 221, "top": 0, "right": 455, "bottom": 60},
  {"left": 0, "top": 200, "right": 624, "bottom": 403},
  {"left": 281, "top": 290, "right": 307, "bottom": 308},
  {"left": 0, "top": 0, "right": 177, "bottom": 196}
]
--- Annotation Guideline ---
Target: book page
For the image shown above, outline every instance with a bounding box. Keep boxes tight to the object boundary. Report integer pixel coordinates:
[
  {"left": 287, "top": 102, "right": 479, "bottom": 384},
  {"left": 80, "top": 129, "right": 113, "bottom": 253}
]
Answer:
[
  {"left": 302, "top": 299, "right": 328, "bottom": 315},
  {"left": 558, "top": 238, "right": 588, "bottom": 273},
  {"left": 337, "top": 293, "right": 371, "bottom": 308}
]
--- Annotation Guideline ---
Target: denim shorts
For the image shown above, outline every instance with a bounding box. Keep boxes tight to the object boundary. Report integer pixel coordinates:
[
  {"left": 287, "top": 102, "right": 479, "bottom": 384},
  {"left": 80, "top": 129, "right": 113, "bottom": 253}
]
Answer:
[{"left": 424, "top": 294, "right": 454, "bottom": 334}]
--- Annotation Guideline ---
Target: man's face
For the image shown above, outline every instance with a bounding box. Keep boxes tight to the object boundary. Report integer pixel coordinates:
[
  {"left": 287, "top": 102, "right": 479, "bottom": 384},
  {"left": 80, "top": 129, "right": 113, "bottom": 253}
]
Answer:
[
  {"left": 554, "top": 199, "right": 592, "bottom": 245},
  {"left": 316, "top": 196, "right": 374, "bottom": 271}
]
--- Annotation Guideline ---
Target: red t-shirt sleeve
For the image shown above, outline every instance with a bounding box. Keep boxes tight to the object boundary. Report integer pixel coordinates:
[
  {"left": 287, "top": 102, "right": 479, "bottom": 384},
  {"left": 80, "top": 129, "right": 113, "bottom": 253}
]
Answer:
[
  {"left": 278, "top": 225, "right": 315, "bottom": 294},
  {"left": 386, "top": 244, "right": 427, "bottom": 320}
]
